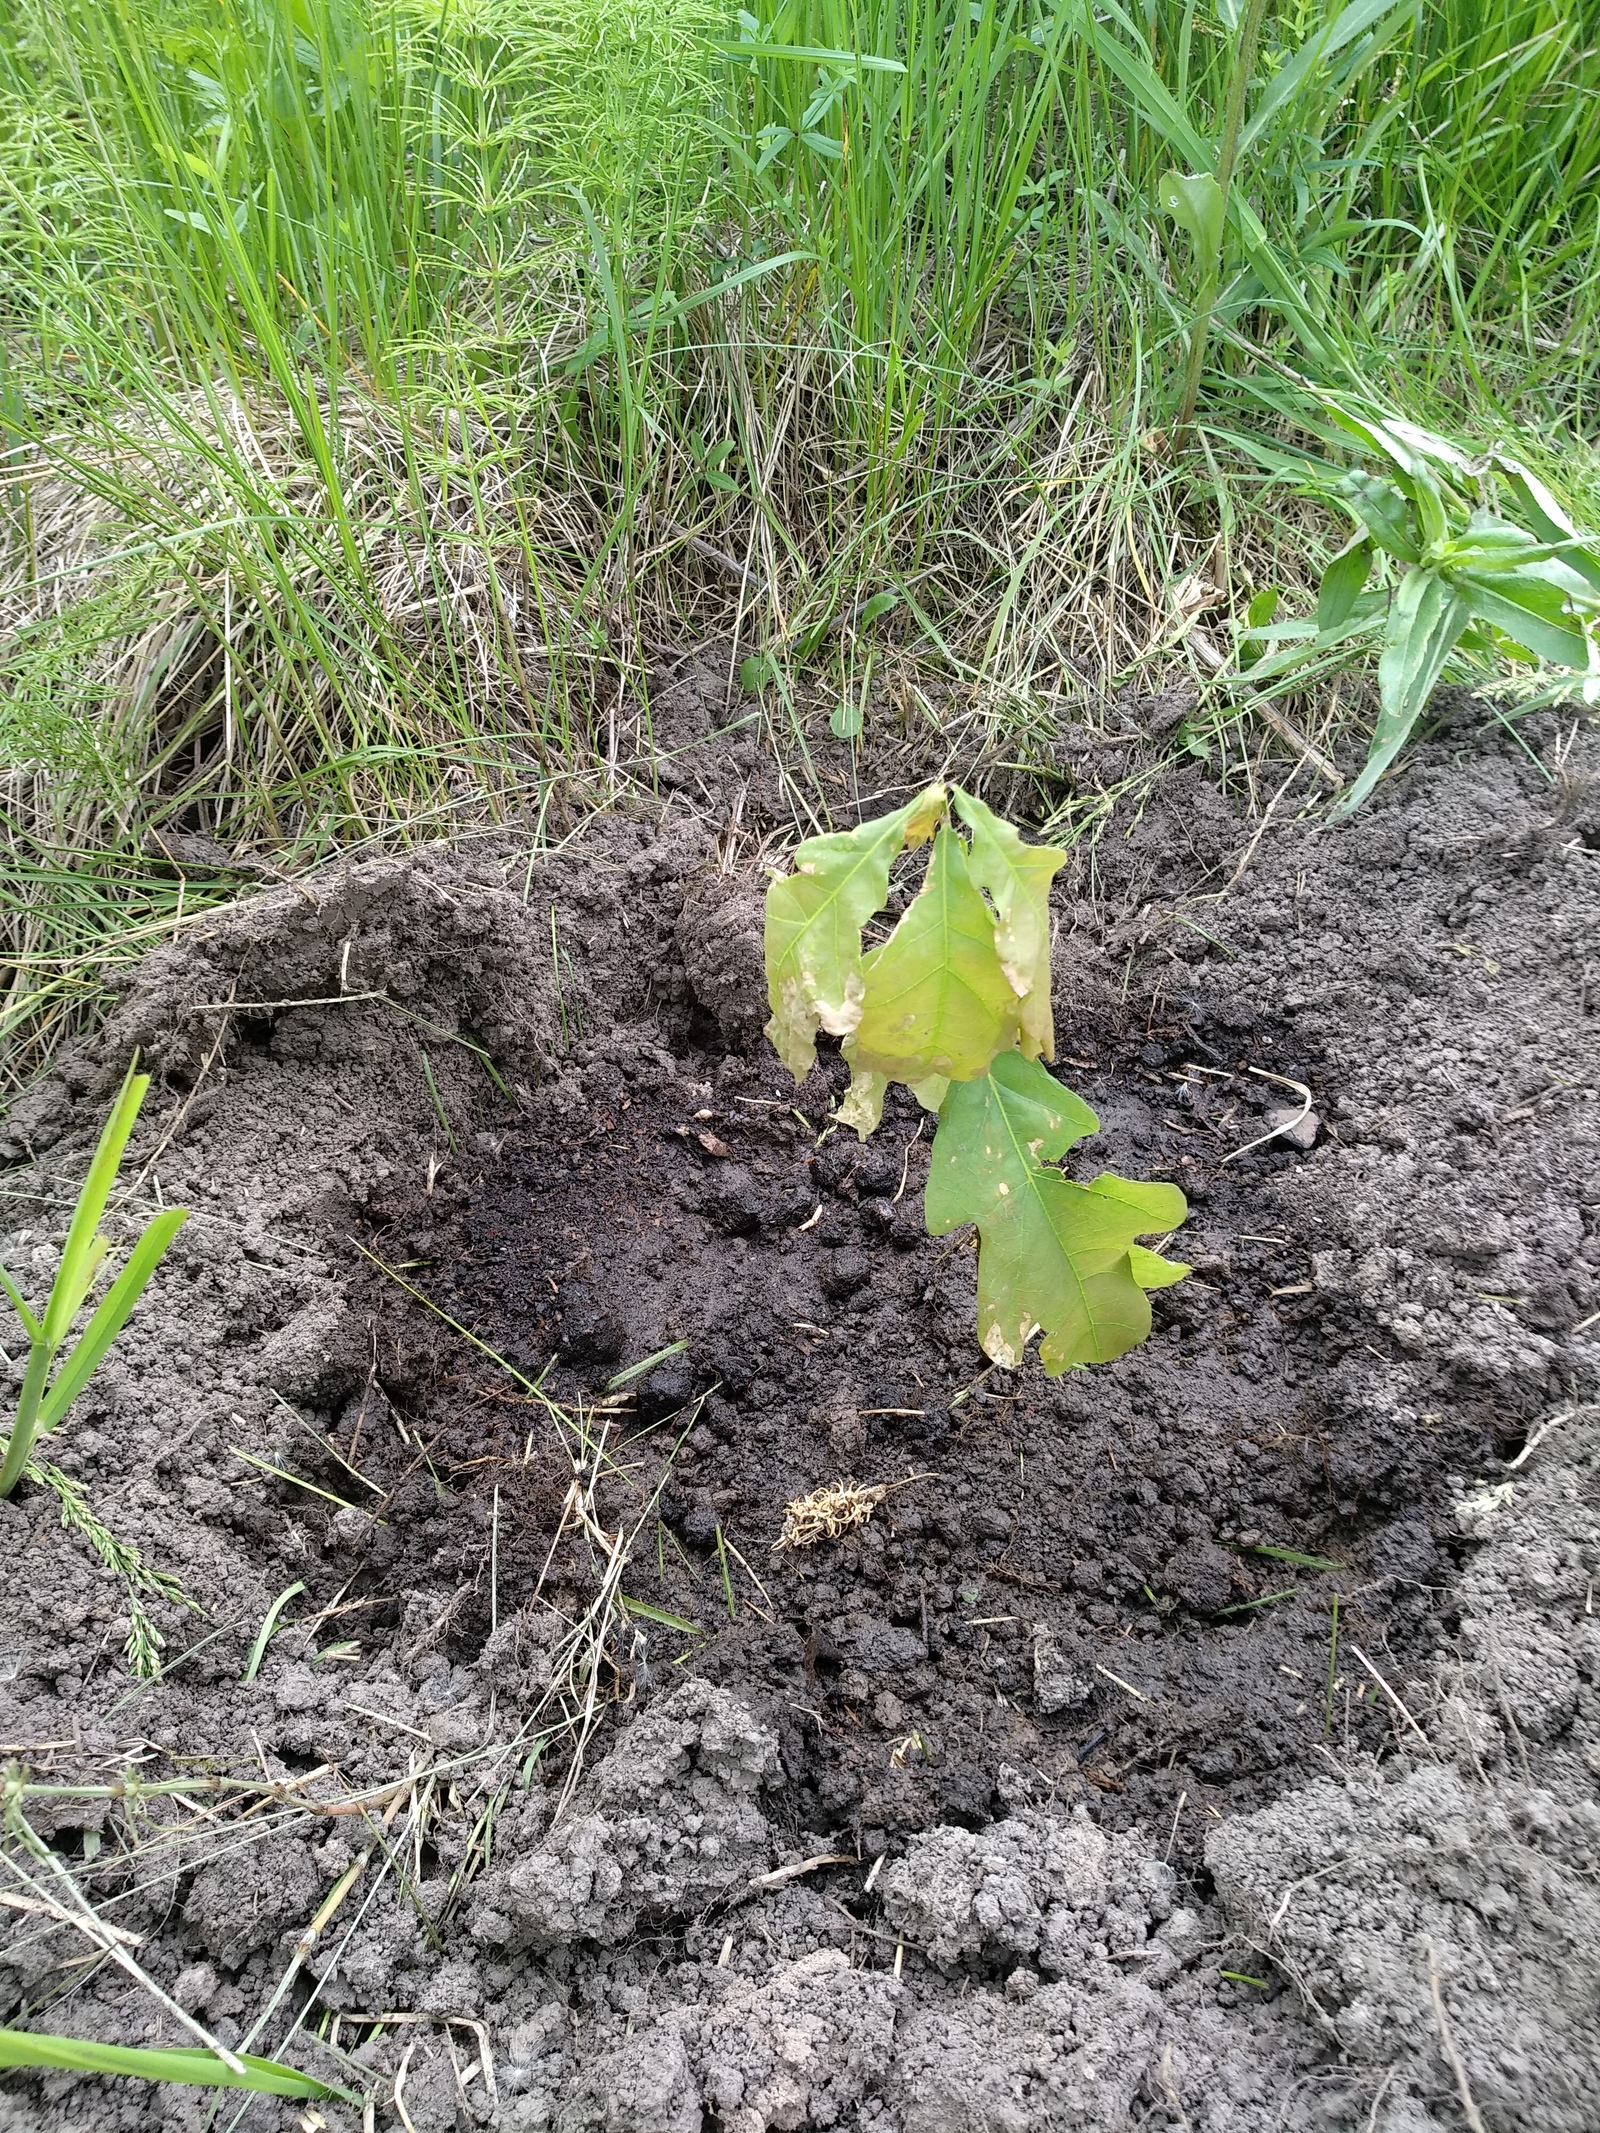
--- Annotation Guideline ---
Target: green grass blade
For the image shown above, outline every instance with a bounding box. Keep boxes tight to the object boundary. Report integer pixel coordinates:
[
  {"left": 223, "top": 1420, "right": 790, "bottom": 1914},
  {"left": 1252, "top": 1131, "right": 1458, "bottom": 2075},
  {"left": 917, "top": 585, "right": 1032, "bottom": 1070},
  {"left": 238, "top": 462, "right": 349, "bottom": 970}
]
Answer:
[
  {"left": 0, "top": 1266, "right": 43, "bottom": 1342},
  {"left": 0, "top": 2028, "right": 348, "bottom": 2100},
  {"left": 37, "top": 1209, "right": 188, "bottom": 1433},
  {"left": 241, "top": 1580, "right": 307, "bottom": 1685},
  {"left": 619, "top": 1595, "right": 700, "bottom": 1632},
  {"left": 41, "top": 1063, "right": 148, "bottom": 1346},
  {"left": 1240, "top": 0, "right": 1414, "bottom": 156},
  {"left": 1247, "top": 1542, "right": 1343, "bottom": 1571}
]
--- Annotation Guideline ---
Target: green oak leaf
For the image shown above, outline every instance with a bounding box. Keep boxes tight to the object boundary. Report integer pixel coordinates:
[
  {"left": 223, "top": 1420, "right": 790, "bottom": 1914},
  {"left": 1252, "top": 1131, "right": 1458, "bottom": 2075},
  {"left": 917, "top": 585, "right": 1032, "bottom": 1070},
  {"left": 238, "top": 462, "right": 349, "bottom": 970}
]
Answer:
[
  {"left": 846, "top": 824, "right": 1020, "bottom": 1088},
  {"left": 763, "top": 782, "right": 946, "bottom": 1079},
  {"left": 926, "top": 1052, "right": 1189, "bottom": 1373},
  {"left": 951, "top": 787, "right": 1068, "bottom": 1061}
]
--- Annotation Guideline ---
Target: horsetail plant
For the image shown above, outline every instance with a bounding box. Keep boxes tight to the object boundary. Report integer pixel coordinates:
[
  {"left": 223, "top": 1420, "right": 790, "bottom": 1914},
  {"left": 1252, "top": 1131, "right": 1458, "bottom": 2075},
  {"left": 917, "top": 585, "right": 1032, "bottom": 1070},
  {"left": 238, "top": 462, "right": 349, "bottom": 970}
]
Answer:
[{"left": 0, "top": 1059, "right": 187, "bottom": 1499}]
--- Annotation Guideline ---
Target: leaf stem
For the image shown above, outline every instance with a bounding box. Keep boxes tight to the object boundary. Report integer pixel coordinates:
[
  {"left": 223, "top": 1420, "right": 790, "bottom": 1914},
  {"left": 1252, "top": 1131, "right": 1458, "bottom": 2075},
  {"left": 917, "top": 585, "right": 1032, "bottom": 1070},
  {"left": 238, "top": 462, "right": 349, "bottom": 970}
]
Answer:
[
  {"left": 0, "top": 1336, "right": 53, "bottom": 1499},
  {"left": 1173, "top": 0, "right": 1270, "bottom": 451}
]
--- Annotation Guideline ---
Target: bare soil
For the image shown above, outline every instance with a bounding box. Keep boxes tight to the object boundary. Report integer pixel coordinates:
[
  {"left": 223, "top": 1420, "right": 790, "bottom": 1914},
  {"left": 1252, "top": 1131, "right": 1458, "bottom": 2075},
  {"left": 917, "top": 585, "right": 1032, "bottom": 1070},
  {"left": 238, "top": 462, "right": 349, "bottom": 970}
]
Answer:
[{"left": 0, "top": 699, "right": 1596, "bottom": 2132}]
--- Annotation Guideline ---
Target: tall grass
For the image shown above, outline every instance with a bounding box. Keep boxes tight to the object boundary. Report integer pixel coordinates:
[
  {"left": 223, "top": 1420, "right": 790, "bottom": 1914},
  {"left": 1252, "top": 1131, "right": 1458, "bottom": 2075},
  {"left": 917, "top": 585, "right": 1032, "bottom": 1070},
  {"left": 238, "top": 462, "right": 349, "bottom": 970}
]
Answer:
[{"left": 1, "top": 0, "right": 1597, "bottom": 1087}]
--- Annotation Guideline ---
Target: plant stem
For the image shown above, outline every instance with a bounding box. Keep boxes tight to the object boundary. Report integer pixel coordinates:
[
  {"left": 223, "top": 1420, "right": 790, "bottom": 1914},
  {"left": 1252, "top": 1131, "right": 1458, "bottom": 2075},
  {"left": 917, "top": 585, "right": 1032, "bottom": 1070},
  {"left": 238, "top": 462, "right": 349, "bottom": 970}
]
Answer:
[
  {"left": 1173, "top": 0, "right": 1270, "bottom": 451},
  {"left": 0, "top": 1336, "right": 54, "bottom": 1499}
]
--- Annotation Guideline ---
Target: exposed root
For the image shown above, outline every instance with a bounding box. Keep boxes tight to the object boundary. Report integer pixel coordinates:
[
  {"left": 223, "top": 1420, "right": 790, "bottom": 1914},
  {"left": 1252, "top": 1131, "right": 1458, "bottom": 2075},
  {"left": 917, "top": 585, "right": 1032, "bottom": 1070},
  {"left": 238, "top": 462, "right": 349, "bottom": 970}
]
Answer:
[{"left": 774, "top": 1478, "right": 891, "bottom": 1551}]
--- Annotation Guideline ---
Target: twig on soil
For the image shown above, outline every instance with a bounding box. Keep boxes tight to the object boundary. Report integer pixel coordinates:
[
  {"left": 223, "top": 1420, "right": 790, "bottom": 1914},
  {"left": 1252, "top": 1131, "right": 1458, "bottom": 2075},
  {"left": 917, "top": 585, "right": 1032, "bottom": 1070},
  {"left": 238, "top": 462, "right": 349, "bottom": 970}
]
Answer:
[
  {"left": 1163, "top": 1790, "right": 1187, "bottom": 1864},
  {"left": 1094, "top": 1662, "right": 1155, "bottom": 1704},
  {"left": 1347, "top": 1644, "right": 1432, "bottom": 1750},
  {"left": 1361, "top": 2071, "right": 1396, "bottom": 2133},
  {"left": 1504, "top": 1407, "right": 1576, "bottom": 1470},
  {"left": 1, "top": 1812, "right": 249, "bottom": 2075},
  {"left": 327, "top": 2013, "right": 497, "bottom": 2121},
  {"left": 748, "top": 1852, "right": 855, "bottom": 1894},
  {"left": 239, "top": 1781, "right": 416, "bottom": 2061},
  {"left": 1154, "top": 2042, "right": 1195, "bottom": 2130},
  {"left": 0, "top": 1888, "right": 142, "bottom": 1946},
  {"left": 1424, "top": 1937, "right": 1489, "bottom": 2133}
]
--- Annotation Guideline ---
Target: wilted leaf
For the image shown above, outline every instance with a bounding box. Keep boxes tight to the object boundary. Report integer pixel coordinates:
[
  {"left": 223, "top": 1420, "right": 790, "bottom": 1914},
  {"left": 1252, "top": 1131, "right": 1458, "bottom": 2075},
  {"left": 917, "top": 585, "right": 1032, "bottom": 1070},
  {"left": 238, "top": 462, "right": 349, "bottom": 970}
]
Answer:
[
  {"left": 951, "top": 788, "right": 1068, "bottom": 1061},
  {"left": 846, "top": 825, "right": 1020, "bottom": 1087},
  {"left": 836, "top": 1066, "right": 888, "bottom": 1138},
  {"left": 1171, "top": 568, "right": 1221, "bottom": 623},
  {"left": 764, "top": 783, "right": 946, "bottom": 1078},
  {"left": 925, "top": 1053, "right": 1188, "bottom": 1373}
]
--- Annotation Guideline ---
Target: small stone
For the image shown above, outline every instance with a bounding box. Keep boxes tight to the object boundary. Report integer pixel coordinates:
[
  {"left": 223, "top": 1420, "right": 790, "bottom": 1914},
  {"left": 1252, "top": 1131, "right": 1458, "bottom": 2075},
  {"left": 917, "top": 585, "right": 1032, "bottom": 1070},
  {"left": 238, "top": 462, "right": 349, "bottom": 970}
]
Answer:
[
  {"left": 1033, "top": 1632, "right": 1091, "bottom": 1715},
  {"left": 820, "top": 1248, "right": 871, "bottom": 1302},
  {"left": 427, "top": 1705, "right": 482, "bottom": 1751},
  {"left": 1163, "top": 1539, "right": 1236, "bottom": 1616},
  {"left": 1263, "top": 1102, "right": 1319, "bottom": 1152}
]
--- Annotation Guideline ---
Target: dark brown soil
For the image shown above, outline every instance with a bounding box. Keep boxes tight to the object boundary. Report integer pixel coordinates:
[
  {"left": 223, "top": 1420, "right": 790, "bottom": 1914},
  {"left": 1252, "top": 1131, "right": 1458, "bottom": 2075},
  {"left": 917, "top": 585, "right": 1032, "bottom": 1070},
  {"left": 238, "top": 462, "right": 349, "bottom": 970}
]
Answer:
[
  {"left": 1, "top": 697, "right": 1595, "bottom": 2132},
  {"left": 356, "top": 998, "right": 1488, "bottom": 1879}
]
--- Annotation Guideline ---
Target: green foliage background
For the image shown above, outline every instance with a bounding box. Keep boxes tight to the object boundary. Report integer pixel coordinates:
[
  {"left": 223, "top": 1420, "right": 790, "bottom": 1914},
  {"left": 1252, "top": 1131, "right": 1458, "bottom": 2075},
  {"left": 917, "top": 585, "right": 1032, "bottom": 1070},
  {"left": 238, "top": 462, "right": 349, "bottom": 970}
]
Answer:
[{"left": 1, "top": 0, "right": 1598, "bottom": 1083}]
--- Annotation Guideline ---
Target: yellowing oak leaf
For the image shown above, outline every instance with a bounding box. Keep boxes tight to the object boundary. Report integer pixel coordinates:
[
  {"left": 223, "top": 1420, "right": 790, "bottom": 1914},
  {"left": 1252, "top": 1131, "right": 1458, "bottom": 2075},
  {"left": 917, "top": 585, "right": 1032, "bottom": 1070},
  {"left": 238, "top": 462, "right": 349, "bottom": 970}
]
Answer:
[
  {"left": 951, "top": 787, "right": 1068, "bottom": 1061},
  {"left": 763, "top": 783, "right": 946, "bottom": 1079},
  {"left": 925, "top": 1052, "right": 1189, "bottom": 1372},
  {"left": 846, "top": 825, "right": 1019, "bottom": 1086},
  {"left": 835, "top": 1066, "right": 888, "bottom": 1139}
]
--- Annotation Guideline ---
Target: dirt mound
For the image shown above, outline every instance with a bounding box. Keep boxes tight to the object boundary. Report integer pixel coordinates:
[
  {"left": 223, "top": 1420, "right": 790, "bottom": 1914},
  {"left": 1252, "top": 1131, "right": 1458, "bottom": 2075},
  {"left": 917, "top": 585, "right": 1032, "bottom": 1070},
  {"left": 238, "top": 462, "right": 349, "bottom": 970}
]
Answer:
[{"left": 0, "top": 707, "right": 1595, "bottom": 2130}]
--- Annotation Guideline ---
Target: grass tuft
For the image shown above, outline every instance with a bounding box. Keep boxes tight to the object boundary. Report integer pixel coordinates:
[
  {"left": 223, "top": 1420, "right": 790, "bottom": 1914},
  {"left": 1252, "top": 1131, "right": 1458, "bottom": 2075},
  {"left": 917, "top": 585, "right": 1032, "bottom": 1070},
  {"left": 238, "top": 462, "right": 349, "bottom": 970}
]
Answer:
[{"left": 0, "top": 0, "right": 1594, "bottom": 1074}]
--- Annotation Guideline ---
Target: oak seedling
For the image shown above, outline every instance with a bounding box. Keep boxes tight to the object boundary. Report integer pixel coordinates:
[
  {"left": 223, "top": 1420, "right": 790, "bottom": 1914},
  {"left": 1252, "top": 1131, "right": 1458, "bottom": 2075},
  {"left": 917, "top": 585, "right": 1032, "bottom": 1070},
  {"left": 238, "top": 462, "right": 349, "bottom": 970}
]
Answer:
[{"left": 764, "top": 784, "right": 1187, "bottom": 1373}]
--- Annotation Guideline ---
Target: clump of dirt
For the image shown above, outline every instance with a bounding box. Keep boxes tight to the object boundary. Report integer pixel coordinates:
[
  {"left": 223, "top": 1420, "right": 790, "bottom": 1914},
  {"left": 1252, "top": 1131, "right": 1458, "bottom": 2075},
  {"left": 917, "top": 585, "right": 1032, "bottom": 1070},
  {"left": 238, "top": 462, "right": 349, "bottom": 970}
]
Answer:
[{"left": 0, "top": 706, "right": 1595, "bottom": 2133}]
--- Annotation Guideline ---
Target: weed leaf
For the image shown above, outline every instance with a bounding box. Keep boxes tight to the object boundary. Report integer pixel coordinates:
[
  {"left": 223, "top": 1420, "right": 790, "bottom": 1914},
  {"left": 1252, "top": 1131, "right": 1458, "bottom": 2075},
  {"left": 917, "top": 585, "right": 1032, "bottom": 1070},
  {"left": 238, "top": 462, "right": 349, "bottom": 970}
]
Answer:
[
  {"left": 926, "top": 1052, "right": 1188, "bottom": 1373},
  {"left": 1335, "top": 565, "right": 1468, "bottom": 817},
  {"left": 43, "top": 1063, "right": 149, "bottom": 1345},
  {"left": 847, "top": 824, "right": 1021, "bottom": 1088},
  {"left": 1128, "top": 1242, "right": 1189, "bottom": 1289},
  {"left": 1246, "top": 1541, "right": 1343, "bottom": 1570},
  {"left": 1159, "top": 170, "right": 1224, "bottom": 266},
  {"left": 1454, "top": 567, "right": 1594, "bottom": 672},
  {"left": 951, "top": 787, "right": 1068, "bottom": 1061},
  {"left": 1339, "top": 471, "right": 1419, "bottom": 562},
  {"left": 764, "top": 783, "right": 946, "bottom": 1078},
  {"left": 38, "top": 1211, "right": 190, "bottom": 1433},
  {"left": 1493, "top": 460, "right": 1600, "bottom": 596},
  {"left": 1317, "top": 538, "right": 1372, "bottom": 631}
]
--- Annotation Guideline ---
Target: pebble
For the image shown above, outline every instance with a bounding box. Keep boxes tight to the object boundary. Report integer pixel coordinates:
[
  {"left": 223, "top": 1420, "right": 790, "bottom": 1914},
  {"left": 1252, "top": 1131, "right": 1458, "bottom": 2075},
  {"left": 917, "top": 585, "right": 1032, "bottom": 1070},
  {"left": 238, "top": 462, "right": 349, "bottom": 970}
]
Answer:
[{"left": 1264, "top": 1102, "right": 1320, "bottom": 1151}]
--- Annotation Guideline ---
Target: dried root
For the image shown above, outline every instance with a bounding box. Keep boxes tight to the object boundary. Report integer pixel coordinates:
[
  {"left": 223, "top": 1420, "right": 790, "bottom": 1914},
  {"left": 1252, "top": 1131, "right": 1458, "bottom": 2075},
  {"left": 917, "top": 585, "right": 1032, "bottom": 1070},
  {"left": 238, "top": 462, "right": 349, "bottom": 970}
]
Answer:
[{"left": 774, "top": 1478, "right": 891, "bottom": 1552}]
